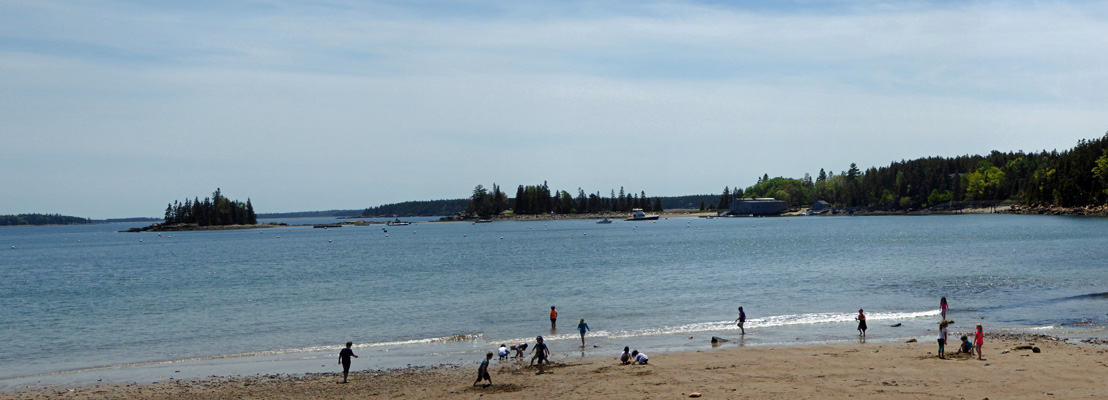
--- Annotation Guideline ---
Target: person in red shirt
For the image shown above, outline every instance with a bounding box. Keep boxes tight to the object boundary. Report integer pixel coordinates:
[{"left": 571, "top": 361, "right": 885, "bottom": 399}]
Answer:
[{"left": 549, "top": 306, "right": 558, "bottom": 329}]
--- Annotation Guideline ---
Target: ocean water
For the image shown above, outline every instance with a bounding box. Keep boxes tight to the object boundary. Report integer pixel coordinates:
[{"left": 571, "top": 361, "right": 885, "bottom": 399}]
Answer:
[{"left": 1, "top": 214, "right": 1106, "bottom": 389}]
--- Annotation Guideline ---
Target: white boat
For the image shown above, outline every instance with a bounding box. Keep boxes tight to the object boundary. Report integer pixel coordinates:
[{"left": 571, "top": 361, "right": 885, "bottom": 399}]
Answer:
[
  {"left": 597, "top": 218, "right": 613, "bottom": 224},
  {"left": 624, "top": 209, "right": 660, "bottom": 221},
  {"left": 386, "top": 218, "right": 411, "bottom": 226}
]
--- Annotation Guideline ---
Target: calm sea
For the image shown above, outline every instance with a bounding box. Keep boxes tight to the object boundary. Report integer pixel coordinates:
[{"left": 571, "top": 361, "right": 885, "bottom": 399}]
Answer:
[{"left": 2, "top": 214, "right": 1106, "bottom": 389}]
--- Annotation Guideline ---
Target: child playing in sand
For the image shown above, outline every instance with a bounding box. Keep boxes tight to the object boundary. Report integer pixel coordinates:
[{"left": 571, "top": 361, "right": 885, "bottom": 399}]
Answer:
[
  {"left": 735, "top": 306, "right": 746, "bottom": 335},
  {"left": 577, "top": 318, "right": 590, "bottom": 347},
  {"left": 959, "top": 335, "right": 973, "bottom": 354},
  {"left": 473, "top": 351, "right": 492, "bottom": 386},
  {"left": 512, "top": 342, "right": 528, "bottom": 358},
  {"left": 530, "top": 336, "right": 550, "bottom": 374},
  {"left": 498, "top": 344, "right": 509, "bottom": 361},
  {"left": 338, "top": 341, "right": 358, "bottom": 383},
  {"left": 974, "top": 324, "right": 984, "bottom": 360},
  {"left": 630, "top": 350, "right": 648, "bottom": 365},
  {"left": 937, "top": 320, "right": 949, "bottom": 359},
  {"left": 619, "top": 346, "right": 632, "bottom": 365},
  {"left": 856, "top": 309, "right": 867, "bottom": 337}
]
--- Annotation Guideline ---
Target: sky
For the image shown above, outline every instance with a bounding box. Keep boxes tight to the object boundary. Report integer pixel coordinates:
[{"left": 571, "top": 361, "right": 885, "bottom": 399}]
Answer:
[{"left": 2, "top": 0, "right": 1107, "bottom": 219}]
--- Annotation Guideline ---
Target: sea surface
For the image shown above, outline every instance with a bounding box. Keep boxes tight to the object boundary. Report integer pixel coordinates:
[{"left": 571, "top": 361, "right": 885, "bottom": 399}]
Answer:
[{"left": 2, "top": 214, "right": 1107, "bottom": 390}]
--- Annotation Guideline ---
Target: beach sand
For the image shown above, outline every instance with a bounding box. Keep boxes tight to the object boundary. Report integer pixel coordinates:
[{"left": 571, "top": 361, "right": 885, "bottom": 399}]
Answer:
[{"left": 4, "top": 334, "right": 1105, "bottom": 399}]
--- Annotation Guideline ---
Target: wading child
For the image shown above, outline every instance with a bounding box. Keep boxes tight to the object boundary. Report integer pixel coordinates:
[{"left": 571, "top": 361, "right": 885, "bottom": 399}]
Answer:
[
  {"left": 473, "top": 351, "right": 492, "bottom": 386},
  {"left": 577, "top": 318, "right": 590, "bottom": 347},
  {"left": 856, "top": 309, "right": 867, "bottom": 337},
  {"left": 498, "top": 344, "right": 509, "bottom": 361},
  {"left": 940, "top": 297, "right": 948, "bottom": 320},
  {"left": 735, "top": 306, "right": 746, "bottom": 335},
  {"left": 338, "top": 341, "right": 358, "bottom": 383},
  {"left": 550, "top": 306, "right": 558, "bottom": 330}
]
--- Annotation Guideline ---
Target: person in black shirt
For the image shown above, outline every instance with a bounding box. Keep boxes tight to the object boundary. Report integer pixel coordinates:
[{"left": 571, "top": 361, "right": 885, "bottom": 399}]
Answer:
[{"left": 338, "top": 341, "right": 358, "bottom": 383}]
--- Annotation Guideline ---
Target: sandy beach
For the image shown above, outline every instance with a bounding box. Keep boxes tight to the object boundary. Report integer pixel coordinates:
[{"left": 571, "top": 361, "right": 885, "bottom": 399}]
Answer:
[{"left": 4, "top": 334, "right": 1104, "bottom": 400}]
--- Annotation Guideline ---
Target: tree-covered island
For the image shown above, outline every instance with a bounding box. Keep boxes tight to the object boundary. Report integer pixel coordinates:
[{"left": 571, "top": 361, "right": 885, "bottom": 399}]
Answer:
[{"left": 128, "top": 188, "right": 265, "bottom": 232}]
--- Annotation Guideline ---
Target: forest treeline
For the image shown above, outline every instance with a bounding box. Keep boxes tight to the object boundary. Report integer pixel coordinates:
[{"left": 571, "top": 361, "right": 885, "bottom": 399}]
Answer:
[
  {"left": 464, "top": 182, "right": 664, "bottom": 217},
  {"left": 356, "top": 133, "right": 1108, "bottom": 216},
  {"left": 163, "top": 188, "right": 257, "bottom": 226},
  {"left": 737, "top": 133, "right": 1108, "bottom": 210},
  {"left": 0, "top": 214, "right": 90, "bottom": 226}
]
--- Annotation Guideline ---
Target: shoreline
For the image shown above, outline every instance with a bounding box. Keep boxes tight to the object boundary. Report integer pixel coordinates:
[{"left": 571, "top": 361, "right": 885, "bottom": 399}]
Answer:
[{"left": 3, "top": 333, "right": 1104, "bottom": 399}]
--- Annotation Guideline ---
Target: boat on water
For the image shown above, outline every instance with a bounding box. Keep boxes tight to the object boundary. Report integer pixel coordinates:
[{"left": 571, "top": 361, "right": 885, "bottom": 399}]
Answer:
[
  {"left": 386, "top": 218, "right": 411, "bottom": 226},
  {"left": 625, "top": 209, "right": 660, "bottom": 221},
  {"left": 597, "top": 218, "right": 613, "bottom": 224}
]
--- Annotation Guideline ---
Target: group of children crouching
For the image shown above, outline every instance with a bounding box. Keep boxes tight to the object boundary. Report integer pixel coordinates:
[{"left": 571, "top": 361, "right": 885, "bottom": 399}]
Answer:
[
  {"left": 473, "top": 337, "right": 648, "bottom": 386},
  {"left": 936, "top": 320, "right": 985, "bottom": 360}
]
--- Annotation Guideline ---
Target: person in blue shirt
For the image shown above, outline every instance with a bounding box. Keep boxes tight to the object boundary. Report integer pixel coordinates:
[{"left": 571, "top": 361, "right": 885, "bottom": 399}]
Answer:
[{"left": 577, "top": 318, "right": 591, "bottom": 347}]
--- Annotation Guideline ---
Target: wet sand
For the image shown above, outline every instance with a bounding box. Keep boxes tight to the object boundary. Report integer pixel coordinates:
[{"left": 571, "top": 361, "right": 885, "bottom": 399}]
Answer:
[{"left": 3, "top": 334, "right": 1105, "bottom": 399}]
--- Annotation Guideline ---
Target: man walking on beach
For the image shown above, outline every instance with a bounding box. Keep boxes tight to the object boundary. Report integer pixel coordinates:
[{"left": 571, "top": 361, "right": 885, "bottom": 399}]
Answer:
[
  {"left": 338, "top": 341, "right": 358, "bottom": 383},
  {"left": 549, "top": 306, "right": 558, "bottom": 330}
]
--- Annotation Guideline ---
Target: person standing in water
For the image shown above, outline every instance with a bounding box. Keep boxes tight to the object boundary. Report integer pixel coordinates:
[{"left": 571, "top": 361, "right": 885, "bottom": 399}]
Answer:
[
  {"left": 734, "top": 306, "right": 747, "bottom": 335},
  {"left": 856, "top": 309, "right": 867, "bottom": 337},
  {"left": 577, "top": 318, "right": 591, "bottom": 347},
  {"left": 338, "top": 341, "right": 358, "bottom": 383},
  {"left": 940, "top": 297, "right": 948, "bottom": 320},
  {"left": 549, "top": 306, "right": 558, "bottom": 330}
]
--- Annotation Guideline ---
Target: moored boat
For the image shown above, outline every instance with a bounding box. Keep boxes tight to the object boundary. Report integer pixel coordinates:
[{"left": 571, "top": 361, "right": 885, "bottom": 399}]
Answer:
[{"left": 625, "top": 209, "right": 660, "bottom": 221}]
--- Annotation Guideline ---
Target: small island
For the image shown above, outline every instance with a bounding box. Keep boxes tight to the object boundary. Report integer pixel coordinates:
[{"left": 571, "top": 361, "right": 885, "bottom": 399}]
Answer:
[{"left": 127, "top": 189, "right": 265, "bottom": 232}]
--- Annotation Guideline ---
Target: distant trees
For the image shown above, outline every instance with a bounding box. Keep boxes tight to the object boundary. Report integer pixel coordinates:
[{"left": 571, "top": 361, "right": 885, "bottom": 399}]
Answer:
[
  {"left": 463, "top": 182, "right": 664, "bottom": 217},
  {"left": 362, "top": 199, "right": 468, "bottom": 217},
  {"left": 163, "top": 188, "right": 257, "bottom": 226},
  {"left": 739, "top": 133, "right": 1108, "bottom": 210},
  {"left": 0, "top": 214, "right": 90, "bottom": 226}
]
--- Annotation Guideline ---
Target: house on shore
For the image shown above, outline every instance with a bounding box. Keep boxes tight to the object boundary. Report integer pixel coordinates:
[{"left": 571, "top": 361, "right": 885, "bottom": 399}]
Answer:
[{"left": 730, "top": 198, "right": 787, "bottom": 215}]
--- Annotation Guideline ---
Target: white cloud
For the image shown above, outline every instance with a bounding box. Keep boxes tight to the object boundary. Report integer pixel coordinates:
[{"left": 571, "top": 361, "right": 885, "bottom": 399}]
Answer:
[{"left": 2, "top": 0, "right": 1107, "bottom": 217}]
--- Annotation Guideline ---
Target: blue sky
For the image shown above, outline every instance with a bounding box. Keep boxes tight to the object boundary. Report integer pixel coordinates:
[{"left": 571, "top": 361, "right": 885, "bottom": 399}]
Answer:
[{"left": 2, "top": 0, "right": 1106, "bottom": 218}]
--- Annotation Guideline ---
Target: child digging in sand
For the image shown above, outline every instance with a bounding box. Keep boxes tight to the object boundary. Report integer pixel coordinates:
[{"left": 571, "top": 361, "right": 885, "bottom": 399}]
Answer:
[
  {"left": 959, "top": 335, "right": 973, "bottom": 354},
  {"left": 473, "top": 351, "right": 492, "bottom": 386},
  {"left": 630, "top": 350, "right": 648, "bottom": 365},
  {"left": 498, "top": 344, "right": 509, "bottom": 361},
  {"left": 619, "top": 346, "right": 632, "bottom": 365}
]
